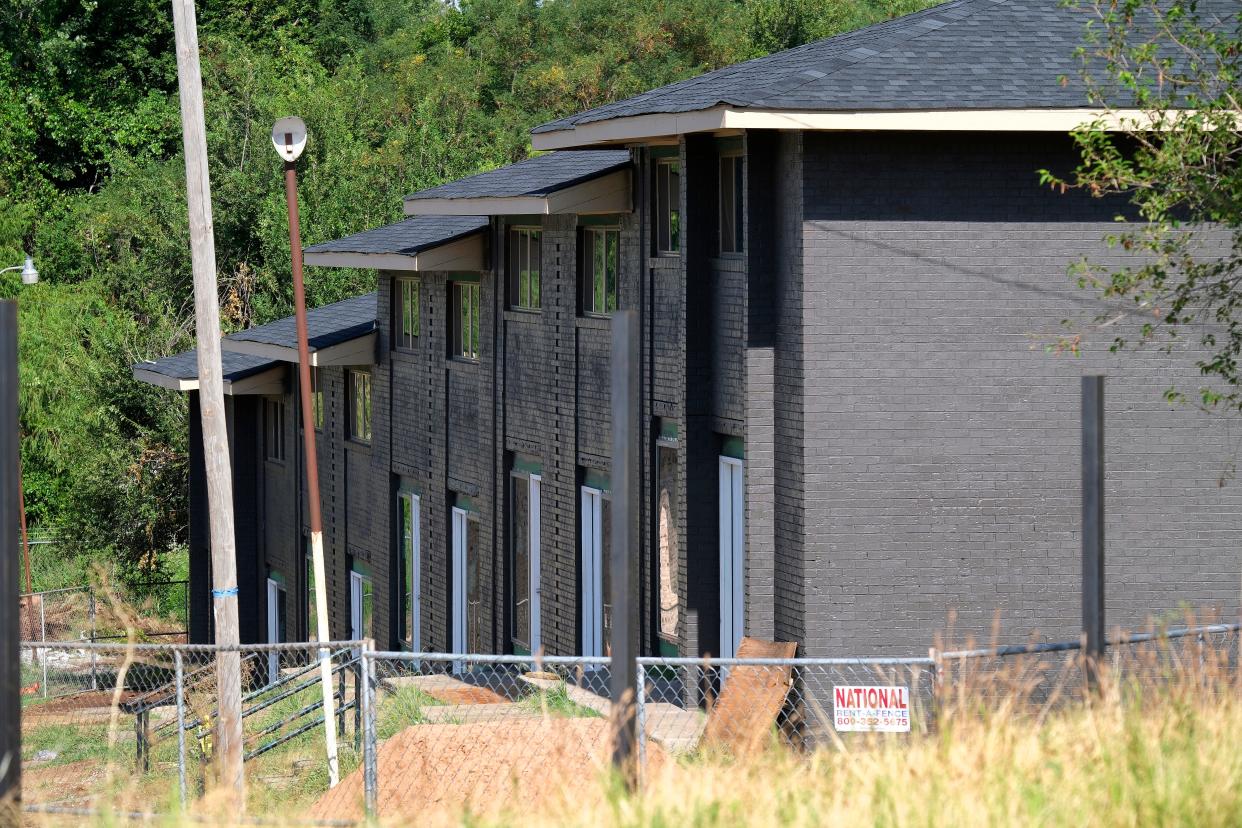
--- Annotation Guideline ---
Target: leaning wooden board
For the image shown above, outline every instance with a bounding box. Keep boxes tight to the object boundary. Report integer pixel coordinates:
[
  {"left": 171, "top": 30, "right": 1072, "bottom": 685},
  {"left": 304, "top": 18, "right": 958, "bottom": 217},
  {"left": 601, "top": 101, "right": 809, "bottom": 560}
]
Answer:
[{"left": 700, "top": 637, "right": 797, "bottom": 755}]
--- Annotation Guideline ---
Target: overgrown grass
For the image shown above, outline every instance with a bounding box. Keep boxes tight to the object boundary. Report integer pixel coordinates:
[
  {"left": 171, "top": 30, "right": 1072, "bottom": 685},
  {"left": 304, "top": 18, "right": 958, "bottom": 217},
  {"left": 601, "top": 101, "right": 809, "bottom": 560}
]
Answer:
[{"left": 517, "top": 682, "right": 602, "bottom": 719}]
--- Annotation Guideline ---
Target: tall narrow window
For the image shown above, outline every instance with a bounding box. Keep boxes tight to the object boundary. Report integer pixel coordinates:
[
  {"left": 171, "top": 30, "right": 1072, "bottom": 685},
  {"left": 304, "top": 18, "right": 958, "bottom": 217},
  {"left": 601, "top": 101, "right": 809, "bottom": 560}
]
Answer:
[
  {"left": 395, "top": 277, "right": 420, "bottom": 349},
  {"left": 305, "top": 542, "right": 318, "bottom": 642},
  {"left": 350, "top": 568, "right": 374, "bottom": 641},
  {"left": 265, "top": 398, "right": 286, "bottom": 462},
  {"left": 581, "top": 227, "right": 619, "bottom": 316},
  {"left": 349, "top": 368, "right": 372, "bottom": 443},
  {"left": 654, "top": 159, "right": 681, "bottom": 254},
  {"left": 508, "top": 227, "right": 542, "bottom": 310},
  {"left": 310, "top": 366, "right": 323, "bottom": 430},
  {"left": 657, "top": 446, "right": 680, "bottom": 645},
  {"left": 719, "top": 154, "right": 744, "bottom": 254},
  {"left": 450, "top": 281, "right": 481, "bottom": 360},
  {"left": 398, "top": 491, "right": 421, "bottom": 651},
  {"left": 580, "top": 484, "right": 612, "bottom": 658},
  {"left": 510, "top": 470, "right": 541, "bottom": 654},
  {"left": 451, "top": 505, "right": 482, "bottom": 660}
]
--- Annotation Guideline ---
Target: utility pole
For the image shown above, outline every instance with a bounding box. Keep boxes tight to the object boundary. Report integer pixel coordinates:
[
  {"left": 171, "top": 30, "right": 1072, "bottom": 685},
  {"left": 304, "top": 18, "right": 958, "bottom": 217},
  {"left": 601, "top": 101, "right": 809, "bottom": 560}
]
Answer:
[
  {"left": 170, "top": 0, "right": 244, "bottom": 800},
  {"left": 1081, "top": 375, "right": 1105, "bottom": 693},
  {"left": 609, "top": 309, "right": 639, "bottom": 788},
  {"left": 272, "top": 116, "right": 339, "bottom": 787},
  {"left": 0, "top": 302, "right": 21, "bottom": 820}
]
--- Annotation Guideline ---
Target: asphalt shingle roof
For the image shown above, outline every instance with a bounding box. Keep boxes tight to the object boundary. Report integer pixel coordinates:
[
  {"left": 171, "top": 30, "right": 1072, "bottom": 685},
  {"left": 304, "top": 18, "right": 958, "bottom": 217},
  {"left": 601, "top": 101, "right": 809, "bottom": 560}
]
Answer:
[
  {"left": 227, "top": 292, "right": 377, "bottom": 351},
  {"left": 534, "top": 0, "right": 1237, "bottom": 134},
  {"left": 304, "top": 215, "right": 488, "bottom": 257},
  {"left": 404, "top": 151, "right": 630, "bottom": 201},
  {"left": 134, "top": 349, "right": 278, "bottom": 382}
]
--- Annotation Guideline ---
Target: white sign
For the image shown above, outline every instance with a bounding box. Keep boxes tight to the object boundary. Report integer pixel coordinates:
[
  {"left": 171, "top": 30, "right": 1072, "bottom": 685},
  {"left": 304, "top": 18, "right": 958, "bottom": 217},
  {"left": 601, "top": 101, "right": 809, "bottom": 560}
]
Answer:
[{"left": 833, "top": 685, "right": 911, "bottom": 732}]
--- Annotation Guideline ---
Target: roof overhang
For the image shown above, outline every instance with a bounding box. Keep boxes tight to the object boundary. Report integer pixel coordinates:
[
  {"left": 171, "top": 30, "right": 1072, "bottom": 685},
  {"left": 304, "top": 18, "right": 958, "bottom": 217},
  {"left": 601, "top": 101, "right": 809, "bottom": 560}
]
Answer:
[
  {"left": 131, "top": 364, "right": 286, "bottom": 396},
  {"left": 531, "top": 105, "right": 1170, "bottom": 150},
  {"left": 404, "top": 169, "right": 631, "bottom": 216},
  {"left": 221, "top": 332, "right": 377, "bottom": 367},
  {"left": 304, "top": 232, "right": 485, "bottom": 272}
]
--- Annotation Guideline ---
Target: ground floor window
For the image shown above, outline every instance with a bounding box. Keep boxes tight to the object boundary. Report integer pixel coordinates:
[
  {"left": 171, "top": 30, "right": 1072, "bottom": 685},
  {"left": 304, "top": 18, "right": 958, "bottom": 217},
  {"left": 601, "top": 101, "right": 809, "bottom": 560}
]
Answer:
[
  {"left": 657, "top": 444, "right": 680, "bottom": 647},
  {"left": 719, "top": 449, "right": 744, "bottom": 659},
  {"left": 398, "top": 490, "right": 421, "bottom": 651},
  {"left": 510, "top": 467, "right": 541, "bottom": 654},
  {"left": 305, "top": 539, "right": 318, "bottom": 642},
  {"left": 451, "top": 503, "right": 482, "bottom": 656},
  {"left": 580, "top": 481, "right": 612, "bottom": 658},
  {"left": 350, "top": 565, "right": 374, "bottom": 642},
  {"left": 267, "top": 576, "right": 287, "bottom": 684}
]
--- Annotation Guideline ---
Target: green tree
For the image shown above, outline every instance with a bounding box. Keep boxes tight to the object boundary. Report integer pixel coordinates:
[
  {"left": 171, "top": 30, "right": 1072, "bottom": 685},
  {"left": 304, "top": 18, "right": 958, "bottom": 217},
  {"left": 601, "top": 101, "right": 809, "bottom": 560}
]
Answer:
[{"left": 1045, "top": 0, "right": 1241, "bottom": 410}]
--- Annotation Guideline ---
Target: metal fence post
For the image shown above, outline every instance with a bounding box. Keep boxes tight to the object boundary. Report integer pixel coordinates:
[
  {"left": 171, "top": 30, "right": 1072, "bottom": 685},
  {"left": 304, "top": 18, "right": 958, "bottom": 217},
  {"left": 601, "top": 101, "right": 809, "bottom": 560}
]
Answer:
[
  {"left": 175, "top": 648, "right": 188, "bottom": 809},
  {"left": 360, "top": 641, "right": 377, "bottom": 818},
  {"left": 89, "top": 591, "right": 98, "bottom": 691},
  {"left": 39, "top": 596, "right": 47, "bottom": 698},
  {"left": 635, "top": 661, "right": 647, "bottom": 787},
  {"left": 1081, "top": 374, "right": 1106, "bottom": 693}
]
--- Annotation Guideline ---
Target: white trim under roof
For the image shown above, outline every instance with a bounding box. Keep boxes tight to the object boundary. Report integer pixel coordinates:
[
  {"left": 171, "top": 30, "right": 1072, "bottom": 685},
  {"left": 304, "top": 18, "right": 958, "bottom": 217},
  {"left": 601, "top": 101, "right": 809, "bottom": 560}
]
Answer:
[
  {"left": 304, "top": 232, "right": 485, "bottom": 272},
  {"left": 404, "top": 169, "right": 630, "bottom": 216},
  {"left": 131, "top": 364, "right": 286, "bottom": 396},
  {"left": 530, "top": 105, "right": 1181, "bottom": 150},
  {"left": 221, "top": 332, "right": 377, "bottom": 367}
]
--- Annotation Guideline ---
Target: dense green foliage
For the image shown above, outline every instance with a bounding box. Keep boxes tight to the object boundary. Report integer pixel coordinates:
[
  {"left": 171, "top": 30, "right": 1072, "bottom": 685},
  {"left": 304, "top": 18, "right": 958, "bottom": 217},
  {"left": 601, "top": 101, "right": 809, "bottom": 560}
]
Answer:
[
  {"left": 0, "top": 0, "right": 936, "bottom": 582},
  {"left": 1046, "top": 1, "right": 1241, "bottom": 412}
]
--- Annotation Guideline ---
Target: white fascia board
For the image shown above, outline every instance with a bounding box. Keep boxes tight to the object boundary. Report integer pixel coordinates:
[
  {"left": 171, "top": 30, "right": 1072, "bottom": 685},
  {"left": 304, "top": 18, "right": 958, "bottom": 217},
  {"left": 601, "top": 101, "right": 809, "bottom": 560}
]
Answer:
[
  {"left": 132, "top": 366, "right": 196, "bottom": 392},
  {"left": 530, "top": 105, "right": 1169, "bottom": 149},
  {"left": 131, "top": 364, "right": 287, "bottom": 396},
  {"left": 221, "top": 332, "right": 377, "bottom": 367},
  {"left": 403, "top": 170, "right": 631, "bottom": 216},
  {"left": 304, "top": 232, "right": 485, "bottom": 272}
]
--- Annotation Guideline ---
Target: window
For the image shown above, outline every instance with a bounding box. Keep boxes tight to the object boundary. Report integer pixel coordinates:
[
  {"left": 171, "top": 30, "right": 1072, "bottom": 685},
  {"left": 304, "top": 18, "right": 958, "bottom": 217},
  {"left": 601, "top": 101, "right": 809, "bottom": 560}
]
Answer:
[
  {"left": 508, "top": 228, "right": 542, "bottom": 310},
  {"left": 581, "top": 227, "right": 619, "bottom": 316},
  {"left": 580, "top": 484, "right": 612, "bottom": 658},
  {"left": 719, "top": 154, "right": 744, "bottom": 254},
  {"left": 264, "top": 398, "right": 286, "bottom": 462},
  {"left": 348, "top": 369, "right": 372, "bottom": 443},
  {"left": 350, "top": 568, "right": 374, "bottom": 642},
  {"left": 510, "top": 470, "right": 541, "bottom": 653},
  {"left": 310, "top": 366, "right": 323, "bottom": 431},
  {"left": 654, "top": 159, "right": 681, "bottom": 254},
  {"left": 719, "top": 454, "right": 744, "bottom": 659},
  {"left": 266, "top": 577, "right": 287, "bottom": 683},
  {"left": 398, "top": 491, "right": 421, "bottom": 650},
  {"left": 451, "top": 506, "right": 482, "bottom": 661},
  {"left": 450, "top": 281, "right": 481, "bottom": 360},
  {"left": 395, "top": 277, "right": 420, "bottom": 349},
  {"left": 657, "top": 446, "right": 680, "bottom": 644}
]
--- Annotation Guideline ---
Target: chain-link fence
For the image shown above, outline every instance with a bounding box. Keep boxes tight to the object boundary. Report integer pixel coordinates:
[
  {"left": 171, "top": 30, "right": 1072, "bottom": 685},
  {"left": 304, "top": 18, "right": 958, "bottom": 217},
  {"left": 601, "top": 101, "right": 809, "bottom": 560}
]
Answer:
[
  {"left": 19, "top": 580, "right": 190, "bottom": 652},
  {"left": 18, "top": 622, "right": 1241, "bottom": 822},
  {"left": 19, "top": 640, "right": 365, "bottom": 818}
]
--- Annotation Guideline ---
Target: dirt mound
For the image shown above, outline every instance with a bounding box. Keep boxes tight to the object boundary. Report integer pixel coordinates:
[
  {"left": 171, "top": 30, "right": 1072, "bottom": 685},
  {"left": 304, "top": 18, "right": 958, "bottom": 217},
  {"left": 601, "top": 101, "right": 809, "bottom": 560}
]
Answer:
[{"left": 311, "top": 717, "right": 663, "bottom": 822}]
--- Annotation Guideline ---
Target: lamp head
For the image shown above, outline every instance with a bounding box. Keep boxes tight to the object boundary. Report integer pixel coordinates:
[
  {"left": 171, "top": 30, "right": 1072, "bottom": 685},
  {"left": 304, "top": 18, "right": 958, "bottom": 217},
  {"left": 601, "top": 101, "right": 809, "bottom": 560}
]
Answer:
[
  {"left": 271, "top": 116, "right": 308, "bottom": 162},
  {"left": 20, "top": 256, "right": 37, "bottom": 285}
]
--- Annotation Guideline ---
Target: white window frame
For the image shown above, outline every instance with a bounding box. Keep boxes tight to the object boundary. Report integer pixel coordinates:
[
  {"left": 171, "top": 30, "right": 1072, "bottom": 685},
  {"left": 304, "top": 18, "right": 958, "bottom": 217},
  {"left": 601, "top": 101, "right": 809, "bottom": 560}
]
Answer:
[
  {"left": 718, "top": 456, "right": 744, "bottom": 659},
  {"left": 399, "top": 491, "right": 421, "bottom": 652},
  {"left": 266, "top": 578, "right": 284, "bottom": 684},
  {"left": 580, "top": 486, "right": 605, "bottom": 658},
  {"left": 350, "top": 570, "right": 373, "bottom": 643},
  {"left": 451, "top": 506, "right": 469, "bottom": 663}
]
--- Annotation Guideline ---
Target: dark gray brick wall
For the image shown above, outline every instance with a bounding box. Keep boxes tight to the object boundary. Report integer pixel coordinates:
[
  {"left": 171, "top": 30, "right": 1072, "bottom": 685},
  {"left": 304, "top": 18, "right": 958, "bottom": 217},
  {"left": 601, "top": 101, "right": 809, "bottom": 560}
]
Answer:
[{"left": 797, "top": 131, "right": 1242, "bottom": 656}]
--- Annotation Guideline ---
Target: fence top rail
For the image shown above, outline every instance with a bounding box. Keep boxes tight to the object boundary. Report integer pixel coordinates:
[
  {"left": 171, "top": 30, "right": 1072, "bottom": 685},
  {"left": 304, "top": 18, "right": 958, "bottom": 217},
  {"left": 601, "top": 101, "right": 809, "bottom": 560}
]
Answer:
[
  {"left": 638, "top": 656, "right": 936, "bottom": 667},
  {"left": 19, "top": 585, "right": 92, "bottom": 599},
  {"left": 20, "top": 639, "right": 367, "bottom": 653},
  {"left": 939, "top": 622, "right": 1241, "bottom": 660},
  {"left": 370, "top": 651, "right": 614, "bottom": 666}
]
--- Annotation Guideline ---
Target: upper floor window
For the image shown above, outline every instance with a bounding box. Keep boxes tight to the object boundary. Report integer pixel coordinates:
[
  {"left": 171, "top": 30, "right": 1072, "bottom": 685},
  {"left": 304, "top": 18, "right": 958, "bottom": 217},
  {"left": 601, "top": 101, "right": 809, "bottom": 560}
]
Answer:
[
  {"left": 264, "top": 398, "right": 286, "bottom": 462},
  {"left": 508, "top": 227, "right": 542, "bottom": 310},
  {"left": 581, "top": 226, "right": 619, "bottom": 317},
  {"left": 395, "top": 277, "right": 420, "bottom": 349},
  {"left": 310, "top": 366, "right": 323, "bottom": 431},
  {"left": 654, "top": 158, "right": 680, "bottom": 255},
  {"left": 348, "top": 368, "right": 372, "bottom": 443},
  {"left": 719, "top": 154, "right": 744, "bottom": 254},
  {"left": 450, "top": 281, "right": 481, "bottom": 360}
]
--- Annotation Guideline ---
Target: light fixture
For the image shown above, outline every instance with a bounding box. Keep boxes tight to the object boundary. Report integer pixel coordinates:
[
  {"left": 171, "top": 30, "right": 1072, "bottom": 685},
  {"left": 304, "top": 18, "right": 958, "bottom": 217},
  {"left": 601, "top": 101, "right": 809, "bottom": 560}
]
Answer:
[
  {"left": 271, "top": 116, "right": 308, "bottom": 162},
  {"left": 20, "top": 256, "right": 37, "bottom": 285}
]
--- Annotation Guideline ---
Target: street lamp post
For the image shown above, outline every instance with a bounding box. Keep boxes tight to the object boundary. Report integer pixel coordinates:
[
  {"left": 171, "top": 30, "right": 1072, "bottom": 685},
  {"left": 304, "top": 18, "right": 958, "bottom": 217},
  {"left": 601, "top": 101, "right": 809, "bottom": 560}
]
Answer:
[
  {"left": 1, "top": 257, "right": 38, "bottom": 597},
  {"left": 271, "top": 116, "right": 339, "bottom": 787}
]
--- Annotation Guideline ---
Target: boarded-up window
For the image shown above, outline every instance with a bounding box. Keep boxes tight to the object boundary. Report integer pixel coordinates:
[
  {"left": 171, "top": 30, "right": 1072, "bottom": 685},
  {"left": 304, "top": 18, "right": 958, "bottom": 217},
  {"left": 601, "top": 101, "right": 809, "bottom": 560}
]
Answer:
[{"left": 657, "top": 446, "right": 680, "bottom": 641}]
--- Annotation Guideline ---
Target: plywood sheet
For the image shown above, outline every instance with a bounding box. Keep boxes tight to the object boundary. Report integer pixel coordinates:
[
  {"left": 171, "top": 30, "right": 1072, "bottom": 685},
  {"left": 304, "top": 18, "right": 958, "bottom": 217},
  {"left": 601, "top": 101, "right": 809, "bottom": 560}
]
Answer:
[{"left": 700, "top": 637, "right": 797, "bottom": 755}]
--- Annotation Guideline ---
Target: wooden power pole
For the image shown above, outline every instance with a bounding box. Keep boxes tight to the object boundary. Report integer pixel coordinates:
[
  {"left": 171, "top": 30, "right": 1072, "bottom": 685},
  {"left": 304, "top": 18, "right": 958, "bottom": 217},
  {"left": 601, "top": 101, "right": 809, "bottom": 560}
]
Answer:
[{"left": 171, "top": 0, "right": 245, "bottom": 800}]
